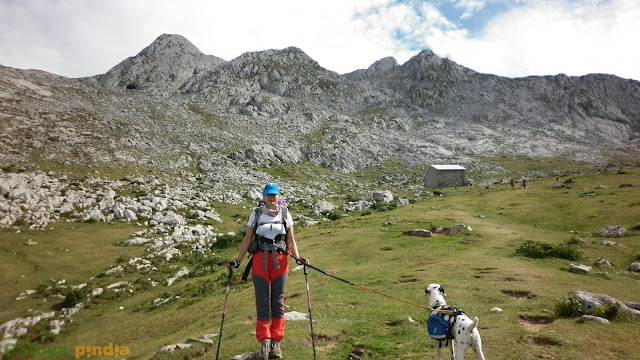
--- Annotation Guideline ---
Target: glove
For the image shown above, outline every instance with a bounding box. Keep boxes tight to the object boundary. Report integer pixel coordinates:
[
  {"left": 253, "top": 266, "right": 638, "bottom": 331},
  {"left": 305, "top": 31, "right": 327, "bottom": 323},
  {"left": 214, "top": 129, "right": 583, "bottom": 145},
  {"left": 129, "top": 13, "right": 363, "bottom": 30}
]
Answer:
[
  {"left": 228, "top": 260, "right": 241, "bottom": 269},
  {"left": 295, "top": 257, "right": 308, "bottom": 266}
]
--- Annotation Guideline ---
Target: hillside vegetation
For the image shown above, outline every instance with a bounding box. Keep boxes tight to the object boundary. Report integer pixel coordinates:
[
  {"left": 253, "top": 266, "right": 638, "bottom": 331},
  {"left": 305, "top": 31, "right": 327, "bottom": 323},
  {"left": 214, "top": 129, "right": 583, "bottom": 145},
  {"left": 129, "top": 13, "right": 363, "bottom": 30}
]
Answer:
[{"left": 2, "top": 165, "right": 639, "bottom": 359}]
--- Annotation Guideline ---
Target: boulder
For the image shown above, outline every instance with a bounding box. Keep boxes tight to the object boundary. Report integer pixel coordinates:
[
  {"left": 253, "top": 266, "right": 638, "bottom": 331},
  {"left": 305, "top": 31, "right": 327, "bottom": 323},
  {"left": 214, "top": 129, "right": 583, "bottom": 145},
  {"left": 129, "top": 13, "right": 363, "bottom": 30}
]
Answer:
[
  {"left": 312, "top": 200, "right": 336, "bottom": 215},
  {"left": 578, "top": 315, "right": 609, "bottom": 324},
  {"left": 595, "top": 226, "right": 626, "bottom": 238},
  {"left": 49, "top": 319, "right": 66, "bottom": 335},
  {"left": 594, "top": 258, "right": 611, "bottom": 268},
  {"left": 573, "top": 291, "right": 640, "bottom": 316},
  {"left": 569, "top": 264, "right": 592, "bottom": 273},
  {"left": 411, "top": 229, "right": 432, "bottom": 237},
  {"left": 167, "top": 267, "right": 189, "bottom": 286},
  {"left": 373, "top": 190, "right": 393, "bottom": 203},
  {"left": 123, "top": 209, "right": 137, "bottom": 221},
  {"left": 222, "top": 192, "right": 243, "bottom": 204},
  {"left": 284, "top": 311, "right": 309, "bottom": 321},
  {"left": 158, "top": 212, "right": 186, "bottom": 226},
  {"left": 449, "top": 224, "right": 473, "bottom": 235},
  {"left": 0, "top": 339, "right": 18, "bottom": 356},
  {"left": 157, "top": 343, "right": 191, "bottom": 354}
]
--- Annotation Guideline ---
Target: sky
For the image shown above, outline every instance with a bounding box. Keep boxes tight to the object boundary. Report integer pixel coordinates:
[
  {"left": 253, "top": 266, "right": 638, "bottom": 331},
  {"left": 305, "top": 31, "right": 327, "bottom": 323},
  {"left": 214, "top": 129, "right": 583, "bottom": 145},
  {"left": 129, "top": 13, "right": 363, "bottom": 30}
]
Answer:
[{"left": 0, "top": 0, "right": 638, "bottom": 81}]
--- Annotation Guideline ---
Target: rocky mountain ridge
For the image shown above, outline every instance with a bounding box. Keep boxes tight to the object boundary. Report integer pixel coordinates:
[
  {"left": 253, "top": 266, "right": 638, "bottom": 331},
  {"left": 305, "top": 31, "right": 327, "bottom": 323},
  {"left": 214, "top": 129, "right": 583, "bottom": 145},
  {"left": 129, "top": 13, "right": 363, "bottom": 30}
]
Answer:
[{"left": 1, "top": 33, "right": 639, "bottom": 193}]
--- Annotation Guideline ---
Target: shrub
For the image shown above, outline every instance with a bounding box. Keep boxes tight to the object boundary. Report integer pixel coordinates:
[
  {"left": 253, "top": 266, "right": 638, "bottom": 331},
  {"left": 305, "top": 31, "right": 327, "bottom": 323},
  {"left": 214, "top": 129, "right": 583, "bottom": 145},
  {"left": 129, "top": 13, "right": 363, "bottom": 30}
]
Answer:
[
  {"left": 594, "top": 302, "right": 620, "bottom": 320},
  {"left": 554, "top": 293, "right": 582, "bottom": 317},
  {"left": 344, "top": 194, "right": 361, "bottom": 202},
  {"left": 516, "top": 240, "right": 582, "bottom": 260},
  {"left": 516, "top": 240, "right": 555, "bottom": 258},
  {"left": 56, "top": 288, "right": 86, "bottom": 310},
  {"left": 565, "top": 236, "right": 583, "bottom": 245},
  {"left": 552, "top": 245, "right": 583, "bottom": 260},
  {"left": 212, "top": 233, "right": 243, "bottom": 249},
  {"left": 371, "top": 201, "right": 398, "bottom": 212},
  {"left": 116, "top": 255, "right": 132, "bottom": 264},
  {"left": 325, "top": 210, "right": 344, "bottom": 221},
  {"left": 187, "top": 252, "right": 226, "bottom": 277}
]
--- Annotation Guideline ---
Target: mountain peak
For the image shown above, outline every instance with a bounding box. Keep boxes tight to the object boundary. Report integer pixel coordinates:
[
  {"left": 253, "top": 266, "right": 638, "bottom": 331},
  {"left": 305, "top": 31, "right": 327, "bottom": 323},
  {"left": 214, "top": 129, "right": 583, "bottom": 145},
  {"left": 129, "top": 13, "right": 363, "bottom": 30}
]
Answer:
[
  {"left": 141, "top": 34, "right": 203, "bottom": 57},
  {"left": 232, "top": 46, "right": 318, "bottom": 67},
  {"left": 343, "top": 56, "right": 398, "bottom": 80},
  {"left": 398, "top": 49, "right": 474, "bottom": 81},
  {"left": 97, "top": 34, "right": 225, "bottom": 89}
]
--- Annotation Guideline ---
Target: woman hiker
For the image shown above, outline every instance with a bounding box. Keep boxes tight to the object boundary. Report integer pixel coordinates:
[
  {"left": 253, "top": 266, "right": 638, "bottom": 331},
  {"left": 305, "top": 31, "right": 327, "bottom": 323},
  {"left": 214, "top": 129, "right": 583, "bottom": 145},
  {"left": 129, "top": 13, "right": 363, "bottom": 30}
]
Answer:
[{"left": 228, "top": 183, "right": 308, "bottom": 359}]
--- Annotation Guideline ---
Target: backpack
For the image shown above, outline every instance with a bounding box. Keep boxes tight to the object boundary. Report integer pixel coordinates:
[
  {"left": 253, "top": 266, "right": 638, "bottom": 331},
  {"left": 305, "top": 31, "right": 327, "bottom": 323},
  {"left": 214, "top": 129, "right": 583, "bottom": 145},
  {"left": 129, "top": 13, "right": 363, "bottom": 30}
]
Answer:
[
  {"left": 427, "top": 313, "right": 451, "bottom": 340},
  {"left": 241, "top": 200, "right": 290, "bottom": 280},
  {"left": 427, "top": 306, "right": 464, "bottom": 343},
  {"left": 246, "top": 200, "right": 289, "bottom": 252}
]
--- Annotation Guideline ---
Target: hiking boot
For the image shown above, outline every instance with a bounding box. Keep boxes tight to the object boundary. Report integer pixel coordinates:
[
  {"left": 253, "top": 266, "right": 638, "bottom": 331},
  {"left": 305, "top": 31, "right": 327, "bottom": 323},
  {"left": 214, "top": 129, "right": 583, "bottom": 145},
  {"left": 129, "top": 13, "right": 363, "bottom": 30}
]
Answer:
[
  {"left": 259, "top": 339, "right": 271, "bottom": 360},
  {"left": 269, "top": 340, "right": 282, "bottom": 359}
]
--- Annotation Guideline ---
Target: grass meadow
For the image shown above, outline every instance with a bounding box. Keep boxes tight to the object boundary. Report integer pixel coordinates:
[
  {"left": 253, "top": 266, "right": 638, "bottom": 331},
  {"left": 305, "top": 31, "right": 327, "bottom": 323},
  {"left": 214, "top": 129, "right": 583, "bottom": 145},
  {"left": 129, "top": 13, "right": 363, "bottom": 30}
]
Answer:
[{"left": 1, "top": 165, "right": 639, "bottom": 359}]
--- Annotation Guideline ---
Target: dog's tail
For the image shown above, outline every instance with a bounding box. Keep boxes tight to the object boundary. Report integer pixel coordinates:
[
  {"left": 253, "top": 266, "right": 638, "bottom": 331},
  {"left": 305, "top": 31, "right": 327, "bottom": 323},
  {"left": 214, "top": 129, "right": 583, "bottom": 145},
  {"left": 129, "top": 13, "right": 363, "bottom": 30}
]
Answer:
[{"left": 468, "top": 317, "right": 479, "bottom": 332}]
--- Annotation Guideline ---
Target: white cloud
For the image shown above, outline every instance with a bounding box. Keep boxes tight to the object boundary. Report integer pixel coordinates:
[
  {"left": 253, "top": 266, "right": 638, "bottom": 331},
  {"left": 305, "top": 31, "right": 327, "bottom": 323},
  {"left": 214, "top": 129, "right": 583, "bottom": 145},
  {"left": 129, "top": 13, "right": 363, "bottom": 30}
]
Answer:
[
  {"left": 0, "top": 0, "right": 638, "bottom": 80},
  {"left": 355, "top": 0, "right": 640, "bottom": 80},
  {"left": 455, "top": 0, "right": 640, "bottom": 79},
  {"left": 449, "top": 0, "right": 487, "bottom": 19}
]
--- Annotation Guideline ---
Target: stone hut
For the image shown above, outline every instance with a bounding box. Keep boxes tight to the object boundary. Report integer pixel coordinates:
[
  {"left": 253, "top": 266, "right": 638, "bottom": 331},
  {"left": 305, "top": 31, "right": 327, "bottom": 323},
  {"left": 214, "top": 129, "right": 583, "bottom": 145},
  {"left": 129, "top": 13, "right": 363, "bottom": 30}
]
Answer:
[{"left": 423, "top": 165, "right": 467, "bottom": 188}]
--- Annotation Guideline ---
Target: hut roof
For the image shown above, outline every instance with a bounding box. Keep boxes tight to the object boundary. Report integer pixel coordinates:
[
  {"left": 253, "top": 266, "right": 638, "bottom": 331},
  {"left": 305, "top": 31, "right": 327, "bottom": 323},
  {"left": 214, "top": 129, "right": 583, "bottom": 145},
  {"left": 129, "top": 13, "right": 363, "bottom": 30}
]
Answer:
[{"left": 431, "top": 165, "right": 466, "bottom": 170}]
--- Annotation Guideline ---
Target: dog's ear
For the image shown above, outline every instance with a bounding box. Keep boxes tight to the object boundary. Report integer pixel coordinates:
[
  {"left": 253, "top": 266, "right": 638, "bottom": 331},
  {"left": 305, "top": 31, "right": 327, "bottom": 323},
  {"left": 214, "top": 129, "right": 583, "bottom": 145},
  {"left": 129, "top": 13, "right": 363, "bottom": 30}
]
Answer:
[
  {"left": 439, "top": 286, "right": 446, "bottom": 297},
  {"left": 425, "top": 287, "right": 430, "bottom": 295}
]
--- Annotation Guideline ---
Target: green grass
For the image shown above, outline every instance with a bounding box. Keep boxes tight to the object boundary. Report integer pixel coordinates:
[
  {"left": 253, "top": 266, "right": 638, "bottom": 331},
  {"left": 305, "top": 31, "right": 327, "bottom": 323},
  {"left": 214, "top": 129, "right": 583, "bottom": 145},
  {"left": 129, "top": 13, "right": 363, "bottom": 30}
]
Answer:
[
  {"left": 482, "top": 154, "right": 595, "bottom": 173},
  {"left": 185, "top": 104, "right": 223, "bottom": 128},
  {"left": 0, "top": 222, "right": 143, "bottom": 323},
  {"left": 1, "top": 167, "right": 640, "bottom": 359}
]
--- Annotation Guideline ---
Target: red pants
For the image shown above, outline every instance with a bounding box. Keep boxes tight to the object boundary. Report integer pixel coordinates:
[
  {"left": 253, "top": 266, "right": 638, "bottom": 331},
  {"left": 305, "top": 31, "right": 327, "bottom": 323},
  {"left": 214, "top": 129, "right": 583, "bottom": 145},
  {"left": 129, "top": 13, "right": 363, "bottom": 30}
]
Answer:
[{"left": 252, "top": 251, "right": 288, "bottom": 342}]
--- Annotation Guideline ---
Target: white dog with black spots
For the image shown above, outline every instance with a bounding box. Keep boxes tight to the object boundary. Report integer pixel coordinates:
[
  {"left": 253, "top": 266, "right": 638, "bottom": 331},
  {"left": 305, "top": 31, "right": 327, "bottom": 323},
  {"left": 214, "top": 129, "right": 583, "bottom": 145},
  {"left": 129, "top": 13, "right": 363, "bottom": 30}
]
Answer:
[{"left": 425, "top": 284, "right": 485, "bottom": 360}]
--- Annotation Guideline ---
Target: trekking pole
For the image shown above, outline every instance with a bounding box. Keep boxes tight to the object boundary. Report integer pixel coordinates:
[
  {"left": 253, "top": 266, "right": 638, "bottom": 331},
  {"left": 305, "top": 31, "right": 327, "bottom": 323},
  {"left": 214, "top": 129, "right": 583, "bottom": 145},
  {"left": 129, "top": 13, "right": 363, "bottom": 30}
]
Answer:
[
  {"left": 303, "top": 263, "right": 317, "bottom": 360},
  {"left": 215, "top": 267, "right": 233, "bottom": 360}
]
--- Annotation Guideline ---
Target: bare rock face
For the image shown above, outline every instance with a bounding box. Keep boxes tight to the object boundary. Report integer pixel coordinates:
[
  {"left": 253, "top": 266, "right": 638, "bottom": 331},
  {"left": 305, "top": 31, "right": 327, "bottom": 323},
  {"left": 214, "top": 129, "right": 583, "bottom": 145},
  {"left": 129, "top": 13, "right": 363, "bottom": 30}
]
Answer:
[
  {"left": 1, "top": 33, "right": 639, "bottom": 177},
  {"left": 343, "top": 56, "right": 398, "bottom": 80},
  {"left": 97, "top": 34, "right": 225, "bottom": 90}
]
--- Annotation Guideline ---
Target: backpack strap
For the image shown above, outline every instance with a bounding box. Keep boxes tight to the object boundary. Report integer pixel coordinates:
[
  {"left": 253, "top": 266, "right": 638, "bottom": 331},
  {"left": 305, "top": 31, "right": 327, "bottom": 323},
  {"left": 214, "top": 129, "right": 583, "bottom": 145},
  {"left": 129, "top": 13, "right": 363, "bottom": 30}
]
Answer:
[
  {"left": 241, "top": 207, "right": 263, "bottom": 281},
  {"left": 241, "top": 257, "right": 253, "bottom": 281},
  {"left": 281, "top": 206, "right": 290, "bottom": 231},
  {"left": 242, "top": 205, "right": 290, "bottom": 280}
]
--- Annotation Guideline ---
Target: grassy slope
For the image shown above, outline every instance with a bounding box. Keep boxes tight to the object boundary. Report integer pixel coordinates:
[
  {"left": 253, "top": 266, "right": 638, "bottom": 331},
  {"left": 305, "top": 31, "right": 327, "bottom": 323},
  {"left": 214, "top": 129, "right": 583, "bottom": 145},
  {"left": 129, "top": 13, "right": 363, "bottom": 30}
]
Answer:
[{"left": 1, "top": 168, "right": 639, "bottom": 360}]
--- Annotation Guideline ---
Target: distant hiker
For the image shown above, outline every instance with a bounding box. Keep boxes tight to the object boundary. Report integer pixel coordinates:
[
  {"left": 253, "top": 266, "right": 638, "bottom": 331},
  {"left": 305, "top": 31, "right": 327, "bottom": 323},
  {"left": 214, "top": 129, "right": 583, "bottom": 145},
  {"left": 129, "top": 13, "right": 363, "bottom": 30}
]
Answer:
[
  {"left": 521, "top": 178, "right": 527, "bottom": 189},
  {"left": 509, "top": 178, "right": 515, "bottom": 189},
  {"left": 228, "top": 183, "right": 307, "bottom": 360}
]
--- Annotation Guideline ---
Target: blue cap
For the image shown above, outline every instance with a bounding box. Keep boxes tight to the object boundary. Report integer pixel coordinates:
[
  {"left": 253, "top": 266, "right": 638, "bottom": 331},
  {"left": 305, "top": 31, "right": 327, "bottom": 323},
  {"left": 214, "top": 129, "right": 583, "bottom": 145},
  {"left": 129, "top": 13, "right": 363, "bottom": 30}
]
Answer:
[{"left": 263, "top": 183, "right": 280, "bottom": 195}]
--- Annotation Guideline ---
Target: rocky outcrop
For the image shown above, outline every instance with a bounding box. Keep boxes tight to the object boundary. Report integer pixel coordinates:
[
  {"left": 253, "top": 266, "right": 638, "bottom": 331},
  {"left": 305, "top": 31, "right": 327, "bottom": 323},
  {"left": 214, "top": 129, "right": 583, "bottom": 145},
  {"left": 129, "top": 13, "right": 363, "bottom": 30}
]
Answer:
[
  {"left": 97, "top": 34, "right": 225, "bottom": 90},
  {"left": 1, "top": 33, "right": 639, "bottom": 177},
  {"left": 573, "top": 291, "right": 640, "bottom": 317}
]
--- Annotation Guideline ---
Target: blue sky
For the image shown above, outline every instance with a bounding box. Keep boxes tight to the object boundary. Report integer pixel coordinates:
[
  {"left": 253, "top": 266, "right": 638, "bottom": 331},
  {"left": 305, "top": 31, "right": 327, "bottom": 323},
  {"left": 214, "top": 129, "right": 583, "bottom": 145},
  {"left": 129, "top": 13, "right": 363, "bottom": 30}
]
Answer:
[{"left": 0, "top": 0, "right": 638, "bottom": 80}]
